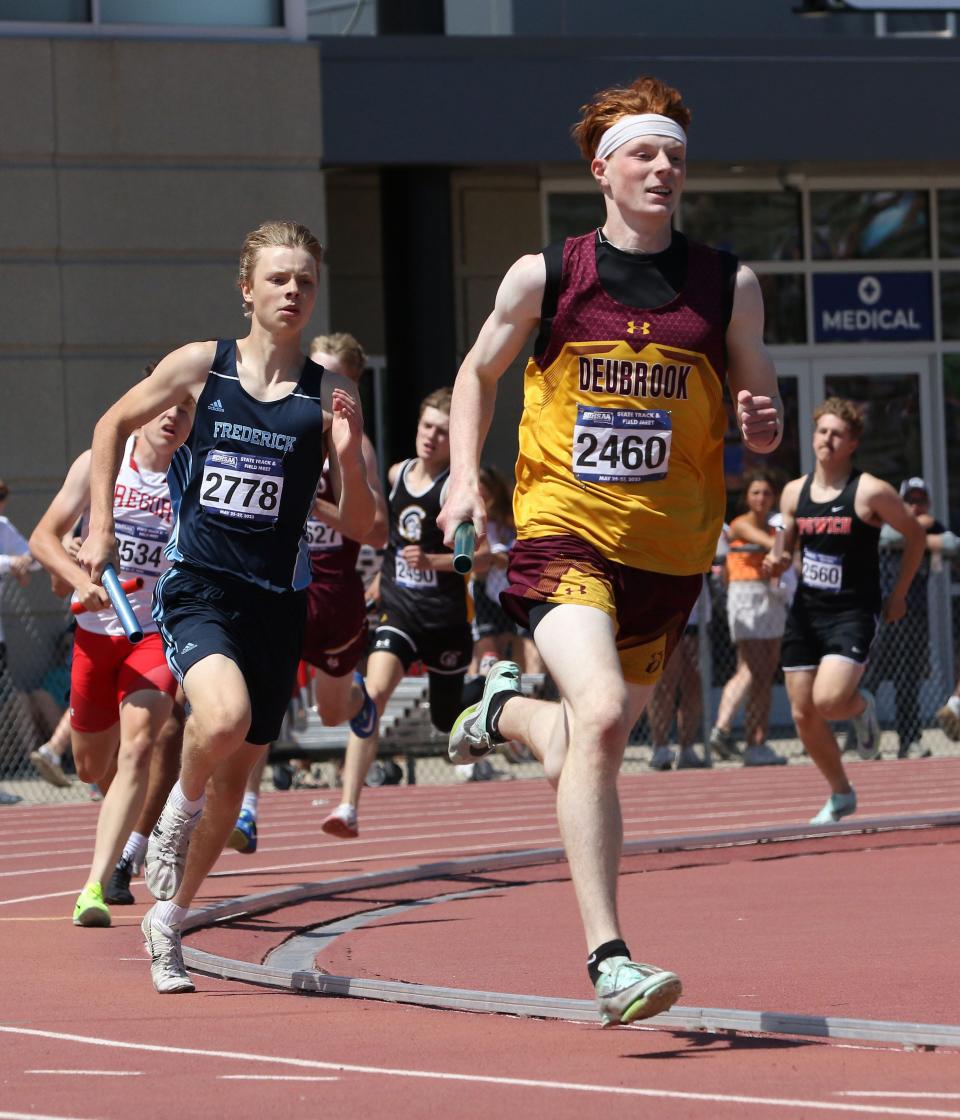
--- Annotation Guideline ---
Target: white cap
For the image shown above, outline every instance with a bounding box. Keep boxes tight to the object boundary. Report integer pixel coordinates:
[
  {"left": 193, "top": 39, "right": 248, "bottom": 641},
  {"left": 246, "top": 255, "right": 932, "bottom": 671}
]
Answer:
[{"left": 899, "top": 477, "right": 928, "bottom": 498}]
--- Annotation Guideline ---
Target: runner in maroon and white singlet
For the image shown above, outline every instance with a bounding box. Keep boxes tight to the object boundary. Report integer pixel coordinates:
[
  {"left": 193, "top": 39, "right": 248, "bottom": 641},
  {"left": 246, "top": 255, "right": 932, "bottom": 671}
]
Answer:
[{"left": 228, "top": 332, "right": 387, "bottom": 852}]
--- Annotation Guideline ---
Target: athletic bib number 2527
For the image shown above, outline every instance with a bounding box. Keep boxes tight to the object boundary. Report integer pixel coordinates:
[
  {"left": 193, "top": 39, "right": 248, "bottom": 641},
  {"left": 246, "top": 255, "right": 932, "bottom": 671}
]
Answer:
[
  {"left": 572, "top": 406, "right": 672, "bottom": 484},
  {"left": 200, "top": 450, "right": 284, "bottom": 524}
]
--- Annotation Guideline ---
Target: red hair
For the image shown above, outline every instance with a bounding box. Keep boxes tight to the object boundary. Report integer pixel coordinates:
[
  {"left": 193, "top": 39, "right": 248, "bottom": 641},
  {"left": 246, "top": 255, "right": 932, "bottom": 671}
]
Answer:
[{"left": 572, "top": 75, "right": 691, "bottom": 163}]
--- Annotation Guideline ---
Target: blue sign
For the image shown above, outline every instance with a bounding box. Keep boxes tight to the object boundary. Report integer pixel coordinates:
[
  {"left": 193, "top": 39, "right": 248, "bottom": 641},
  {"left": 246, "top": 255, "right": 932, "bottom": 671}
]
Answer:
[{"left": 813, "top": 272, "right": 933, "bottom": 343}]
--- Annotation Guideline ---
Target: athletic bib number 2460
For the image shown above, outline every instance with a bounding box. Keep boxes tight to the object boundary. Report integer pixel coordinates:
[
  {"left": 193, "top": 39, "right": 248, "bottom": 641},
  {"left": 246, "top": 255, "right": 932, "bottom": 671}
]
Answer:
[
  {"left": 572, "top": 406, "right": 672, "bottom": 484},
  {"left": 200, "top": 450, "right": 284, "bottom": 524}
]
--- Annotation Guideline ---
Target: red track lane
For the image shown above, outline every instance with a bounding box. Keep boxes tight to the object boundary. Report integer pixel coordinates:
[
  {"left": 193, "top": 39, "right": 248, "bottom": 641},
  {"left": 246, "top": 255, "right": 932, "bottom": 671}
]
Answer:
[{"left": 2, "top": 758, "right": 959, "bottom": 1120}]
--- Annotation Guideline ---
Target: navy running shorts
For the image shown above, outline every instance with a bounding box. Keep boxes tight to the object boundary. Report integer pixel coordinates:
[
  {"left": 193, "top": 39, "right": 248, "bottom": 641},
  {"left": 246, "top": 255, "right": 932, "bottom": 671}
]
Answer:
[{"left": 154, "top": 564, "right": 306, "bottom": 745}]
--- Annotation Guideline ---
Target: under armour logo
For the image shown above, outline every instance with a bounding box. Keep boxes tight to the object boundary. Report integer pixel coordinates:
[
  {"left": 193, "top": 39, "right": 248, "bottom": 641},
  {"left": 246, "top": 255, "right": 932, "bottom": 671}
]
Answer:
[{"left": 626, "top": 321, "right": 650, "bottom": 335}]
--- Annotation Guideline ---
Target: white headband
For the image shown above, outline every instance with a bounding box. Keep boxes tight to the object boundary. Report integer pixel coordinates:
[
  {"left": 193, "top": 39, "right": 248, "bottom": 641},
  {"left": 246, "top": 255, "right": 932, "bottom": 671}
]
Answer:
[{"left": 595, "top": 113, "right": 687, "bottom": 160}]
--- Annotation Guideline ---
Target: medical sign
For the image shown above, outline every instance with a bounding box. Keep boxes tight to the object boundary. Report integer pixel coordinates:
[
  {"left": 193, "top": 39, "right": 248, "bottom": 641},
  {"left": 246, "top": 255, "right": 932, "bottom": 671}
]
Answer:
[{"left": 813, "top": 272, "right": 933, "bottom": 343}]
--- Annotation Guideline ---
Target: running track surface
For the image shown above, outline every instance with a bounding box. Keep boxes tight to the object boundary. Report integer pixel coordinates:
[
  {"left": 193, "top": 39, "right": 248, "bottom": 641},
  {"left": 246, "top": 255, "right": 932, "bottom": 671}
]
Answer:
[{"left": 2, "top": 758, "right": 960, "bottom": 1120}]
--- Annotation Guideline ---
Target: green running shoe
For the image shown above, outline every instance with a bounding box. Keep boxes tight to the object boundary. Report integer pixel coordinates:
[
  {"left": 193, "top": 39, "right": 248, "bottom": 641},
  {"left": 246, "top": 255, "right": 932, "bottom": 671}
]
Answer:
[
  {"left": 809, "top": 789, "right": 857, "bottom": 825},
  {"left": 72, "top": 882, "right": 111, "bottom": 927},
  {"left": 448, "top": 660, "right": 521, "bottom": 765},
  {"left": 594, "top": 956, "right": 682, "bottom": 1027}
]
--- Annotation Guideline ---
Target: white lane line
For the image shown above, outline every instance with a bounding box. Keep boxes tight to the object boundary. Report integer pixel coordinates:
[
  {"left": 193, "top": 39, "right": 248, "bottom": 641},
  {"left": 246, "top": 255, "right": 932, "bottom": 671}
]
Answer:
[
  {"left": 0, "top": 890, "right": 80, "bottom": 908},
  {"left": 0, "top": 1112, "right": 96, "bottom": 1120},
  {"left": 219, "top": 1075, "right": 339, "bottom": 1081},
  {"left": 1, "top": 1025, "right": 959, "bottom": 1118},
  {"left": 26, "top": 1070, "right": 143, "bottom": 1076},
  {"left": 839, "top": 1095, "right": 960, "bottom": 1101}
]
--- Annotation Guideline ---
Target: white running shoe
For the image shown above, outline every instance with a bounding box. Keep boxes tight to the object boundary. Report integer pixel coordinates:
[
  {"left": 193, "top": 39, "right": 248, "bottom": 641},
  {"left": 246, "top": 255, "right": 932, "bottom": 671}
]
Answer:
[
  {"left": 144, "top": 800, "right": 202, "bottom": 901},
  {"left": 850, "top": 689, "right": 881, "bottom": 760},
  {"left": 30, "top": 744, "right": 71, "bottom": 787},
  {"left": 594, "top": 956, "right": 682, "bottom": 1027},
  {"left": 321, "top": 803, "right": 358, "bottom": 839},
  {"left": 142, "top": 906, "right": 195, "bottom": 994}
]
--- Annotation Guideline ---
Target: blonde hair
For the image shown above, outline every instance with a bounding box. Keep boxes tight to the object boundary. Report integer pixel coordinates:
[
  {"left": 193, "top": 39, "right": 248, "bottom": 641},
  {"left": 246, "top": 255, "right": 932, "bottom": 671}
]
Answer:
[
  {"left": 813, "top": 397, "right": 864, "bottom": 440},
  {"left": 309, "top": 332, "right": 366, "bottom": 377},
  {"left": 419, "top": 386, "right": 453, "bottom": 419},
  {"left": 572, "top": 75, "right": 691, "bottom": 163},
  {"left": 237, "top": 220, "right": 323, "bottom": 318}
]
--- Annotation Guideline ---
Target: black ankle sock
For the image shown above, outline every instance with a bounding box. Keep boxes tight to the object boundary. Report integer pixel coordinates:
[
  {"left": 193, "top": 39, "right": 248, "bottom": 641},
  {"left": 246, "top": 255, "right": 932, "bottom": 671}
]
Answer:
[
  {"left": 587, "top": 939, "right": 631, "bottom": 984},
  {"left": 485, "top": 689, "right": 520, "bottom": 744}
]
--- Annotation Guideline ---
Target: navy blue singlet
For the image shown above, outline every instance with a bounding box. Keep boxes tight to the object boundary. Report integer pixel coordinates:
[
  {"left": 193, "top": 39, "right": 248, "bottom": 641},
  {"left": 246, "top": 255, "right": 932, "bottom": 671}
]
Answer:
[{"left": 166, "top": 339, "right": 326, "bottom": 592}]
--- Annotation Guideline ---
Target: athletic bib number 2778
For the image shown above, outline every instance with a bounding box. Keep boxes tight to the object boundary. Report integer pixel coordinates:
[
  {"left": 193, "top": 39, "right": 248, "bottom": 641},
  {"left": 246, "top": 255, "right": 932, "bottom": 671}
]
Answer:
[
  {"left": 200, "top": 450, "right": 284, "bottom": 524},
  {"left": 572, "top": 406, "right": 672, "bottom": 484}
]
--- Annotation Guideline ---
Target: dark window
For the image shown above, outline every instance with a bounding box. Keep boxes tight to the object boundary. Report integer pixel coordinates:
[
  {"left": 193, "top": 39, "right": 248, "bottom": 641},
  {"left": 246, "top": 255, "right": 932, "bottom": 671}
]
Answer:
[
  {"left": 757, "top": 274, "right": 806, "bottom": 345},
  {"left": 940, "top": 191, "right": 960, "bottom": 259},
  {"left": 0, "top": 0, "right": 88, "bottom": 17},
  {"left": 682, "top": 191, "right": 802, "bottom": 261},
  {"left": 811, "top": 190, "right": 929, "bottom": 260},
  {"left": 943, "top": 273, "right": 960, "bottom": 342},
  {"left": 547, "top": 193, "right": 605, "bottom": 244}
]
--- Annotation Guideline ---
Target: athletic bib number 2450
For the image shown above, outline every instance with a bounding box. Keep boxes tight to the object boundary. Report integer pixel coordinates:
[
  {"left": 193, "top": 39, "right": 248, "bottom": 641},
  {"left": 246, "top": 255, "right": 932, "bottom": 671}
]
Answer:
[
  {"left": 200, "top": 450, "right": 284, "bottom": 524},
  {"left": 572, "top": 406, "right": 672, "bottom": 484}
]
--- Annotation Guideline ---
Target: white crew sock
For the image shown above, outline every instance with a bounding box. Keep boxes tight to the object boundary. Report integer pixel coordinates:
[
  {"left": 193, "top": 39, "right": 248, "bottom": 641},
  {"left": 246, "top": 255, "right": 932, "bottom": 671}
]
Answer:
[
  {"left": 121, "top": 831, "right": 148, "bottom": 868},
  {"left": 152, "top": 901, "right": 189, "bottom": 930},
  {"left": 169, "top": 780, "right": 205, "bottom": 816},
  {"left": 241, "top": 791, "right": 259, "bottom": 818},
  {"left": 948, "top": 695, "right": 960, "bottom": 717}
]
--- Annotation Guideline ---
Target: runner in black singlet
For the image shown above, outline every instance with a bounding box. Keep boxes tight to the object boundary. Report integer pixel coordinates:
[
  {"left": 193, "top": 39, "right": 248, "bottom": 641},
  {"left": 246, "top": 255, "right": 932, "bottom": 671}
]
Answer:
[
  {"left": 321, "top": 386, "right": 472, "bottom": 838},
  {"left": 77, "top": 220, "right": 378, "bottom": 993},
  {"left": 772, "top": 398, "right": 925, "bottom": 825}
]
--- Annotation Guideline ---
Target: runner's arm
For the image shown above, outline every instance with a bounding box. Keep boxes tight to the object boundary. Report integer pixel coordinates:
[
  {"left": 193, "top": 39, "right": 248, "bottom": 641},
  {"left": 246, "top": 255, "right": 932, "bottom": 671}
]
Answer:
[
  {"left": 323, "top": 374, "right": 377, "bottom": 543},
  {"left": 78, "top": 341, "right": 214, "bottom": 583},
  {"left": 726, "top": 266, "right": 783, "bottom": 454},
  {"left": 310, "top": 434, "right": 388, "bottom": 548},
  {"left": 29, "top": 452, "right": 109, "bottom": 612},
  {"left": 762, "top": 478, "right": 800, "bottom": 577},
  {"left": 867, "top": 478, "right": 926, "bottom": 614},
  {"left": 438, "top": 253, "right": 544, "bottom": 546}
]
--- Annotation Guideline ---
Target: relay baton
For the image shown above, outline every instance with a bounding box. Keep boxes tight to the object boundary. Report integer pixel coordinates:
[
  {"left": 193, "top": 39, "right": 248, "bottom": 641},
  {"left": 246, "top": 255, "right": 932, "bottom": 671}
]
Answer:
[
  {"left": 452, "top": 522, "right": 476, "bottom": 575},
  {"left": 70, "top": 576, "right": 143, "bottom": 616},
  {"left": 101, "top": 564, "right": 144, "bottom": 644}
]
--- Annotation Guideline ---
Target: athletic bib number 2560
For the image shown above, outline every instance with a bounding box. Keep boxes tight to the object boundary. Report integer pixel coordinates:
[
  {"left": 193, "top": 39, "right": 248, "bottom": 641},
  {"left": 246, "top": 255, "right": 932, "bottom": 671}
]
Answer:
[
  {"left": 200, "top": 450, "right": 284, "bottom": 524},
  {"left": 572, "top": 406, "right": 672, "bottom": 484},
  {"left": 802, "top": 550, "right": 843, "bottom": 592}
]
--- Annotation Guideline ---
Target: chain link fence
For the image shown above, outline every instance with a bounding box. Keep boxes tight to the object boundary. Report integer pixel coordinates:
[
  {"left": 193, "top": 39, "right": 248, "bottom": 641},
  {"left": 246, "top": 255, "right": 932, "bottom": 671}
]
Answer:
[{"left": 4, "top": 543, "right": 960, "bottom": 805}]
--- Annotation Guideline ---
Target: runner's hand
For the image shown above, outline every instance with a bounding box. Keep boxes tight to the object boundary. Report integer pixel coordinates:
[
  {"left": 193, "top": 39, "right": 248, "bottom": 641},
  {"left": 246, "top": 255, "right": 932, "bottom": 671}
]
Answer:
[
  {"left": 330, "top": 388, "right": 363, "bottom": 461},
  {"left": 400, "top": 544, "right": 432, "bottom": 571},
  {"left": 77, "top": 528, "right": 119, "bottom": 585},
  {"left": 882, "top": 591, "right": 907, "bottom": 623},
  {"left": 737, "top": 390, "right": 780, "bottom": 452},
  {"left": 438, "top": 482, "right": 486, "bottom": 549}
]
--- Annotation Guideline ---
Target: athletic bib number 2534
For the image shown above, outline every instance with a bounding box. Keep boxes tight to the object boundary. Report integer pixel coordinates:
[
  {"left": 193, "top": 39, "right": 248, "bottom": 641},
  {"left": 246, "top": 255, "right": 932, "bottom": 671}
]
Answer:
[
  {"left": 200, "top": 450, "right": 284, "bottom": 524},
  {"left": 572, "top": 406, "right": 672, "bottom": 484}
]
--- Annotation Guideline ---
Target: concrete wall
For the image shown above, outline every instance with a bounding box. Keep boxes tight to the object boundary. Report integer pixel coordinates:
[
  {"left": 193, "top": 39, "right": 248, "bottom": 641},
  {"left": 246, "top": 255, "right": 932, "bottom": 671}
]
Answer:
[{"left": 0, "top": 37, "right": 325, "bottom": 536}]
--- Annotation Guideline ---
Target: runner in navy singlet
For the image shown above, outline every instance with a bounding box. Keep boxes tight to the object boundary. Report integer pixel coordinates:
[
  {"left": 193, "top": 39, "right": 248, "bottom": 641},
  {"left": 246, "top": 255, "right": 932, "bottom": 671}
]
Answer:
[
  {"left": 77, "top": 220, "right": 377, "bottom": 993},
  {"left": 771, "top": 398, "right": 925, "bottom": 825},
  {"left": 322, "top": 386, "right": 473, "bottom": 839}
]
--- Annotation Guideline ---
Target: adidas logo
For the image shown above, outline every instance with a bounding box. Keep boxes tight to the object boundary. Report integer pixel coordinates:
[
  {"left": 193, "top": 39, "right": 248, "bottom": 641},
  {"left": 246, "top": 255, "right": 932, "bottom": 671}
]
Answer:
[
  {"left": 181, "top": 641, "right": 197, "bottom": 654},
  {"left": 207, "top": 399, "right": 225, "bottom": 413}
]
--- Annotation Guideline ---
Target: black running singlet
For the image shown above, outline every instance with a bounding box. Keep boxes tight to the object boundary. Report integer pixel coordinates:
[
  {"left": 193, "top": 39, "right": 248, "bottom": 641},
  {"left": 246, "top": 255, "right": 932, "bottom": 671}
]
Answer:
[
  {"left": 166, "top": 339, "right": 326, "bottom": 592},
  {"left": 794, "top": 471, "right": 881, "bottom": 613},
  {"left": 379, "top": 460, "right": 468, "bottom": 630}
]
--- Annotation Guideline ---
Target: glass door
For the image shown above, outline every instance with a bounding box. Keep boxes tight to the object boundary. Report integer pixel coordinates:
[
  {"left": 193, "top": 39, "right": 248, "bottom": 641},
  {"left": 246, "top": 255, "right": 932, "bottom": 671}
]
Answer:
[
  {"left": 810, "top": 357, "right": 952, "bottom": 730},
  {"left": 809, "top": 358, "right": 935, "bottom": 491}
]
